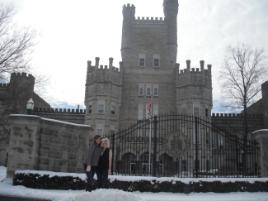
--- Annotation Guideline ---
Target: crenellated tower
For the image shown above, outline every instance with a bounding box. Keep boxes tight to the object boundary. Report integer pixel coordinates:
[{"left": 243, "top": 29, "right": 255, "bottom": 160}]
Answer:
[
  {"left": 121, "top": 4, "right": 135, "bottom": 64},
  {"left": 164, "top": 0, "right": 178, "bottom": 64},
  {"left": 121, "top": 1, "right": 179, "bottom": 68},
  {"left": 8, "top": 72, "right": 35, "bottom": 113},
  {"left": 118, "top": 0, "right": 179, "bottom": 128},
  {"left": 176, "top": 60, "right": 213, "bottom": 118},
  {"left": 84, "top": 57, "right": 122, "bottom": 135}
]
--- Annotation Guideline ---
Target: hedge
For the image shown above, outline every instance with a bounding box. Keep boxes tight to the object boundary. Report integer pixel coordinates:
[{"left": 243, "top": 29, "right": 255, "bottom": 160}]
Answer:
[{"left": 13, "top": 173, "right": 268, "bottom": 193}]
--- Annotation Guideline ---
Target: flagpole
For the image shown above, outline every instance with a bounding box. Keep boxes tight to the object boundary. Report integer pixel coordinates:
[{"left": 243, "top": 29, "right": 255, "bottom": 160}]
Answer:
[{"left": 148, "top": 94, "right": 153, "bottom": 175}]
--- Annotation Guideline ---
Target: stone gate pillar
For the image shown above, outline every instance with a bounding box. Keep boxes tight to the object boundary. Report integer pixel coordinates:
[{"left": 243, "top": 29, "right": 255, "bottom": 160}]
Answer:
[
  {"left": 253, "top": 129, "right": 268, "bottom": 177},
  {"left": 7, "top": 115, "right": 41, "bottom": 177}
]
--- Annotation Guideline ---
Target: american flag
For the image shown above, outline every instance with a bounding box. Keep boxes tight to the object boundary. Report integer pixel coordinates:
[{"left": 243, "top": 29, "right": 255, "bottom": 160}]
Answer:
[{"left": 146, "top": 96, "right": 153, "bottom": 117}]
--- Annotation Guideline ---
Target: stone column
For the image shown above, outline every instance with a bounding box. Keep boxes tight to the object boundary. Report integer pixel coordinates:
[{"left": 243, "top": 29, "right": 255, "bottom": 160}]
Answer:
[
  {"left": 253, "top": 129, "right": 268, "bottom": 177},
  {"left": 7, "top": 115, "right": 41, "bottom": 177}
]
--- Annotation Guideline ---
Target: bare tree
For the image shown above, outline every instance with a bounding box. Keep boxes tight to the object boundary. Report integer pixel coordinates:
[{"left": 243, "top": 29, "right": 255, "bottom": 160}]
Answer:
[
  {"left": 220, "top": 43, "right": 266, "bottom": 173},
  {"left": 0, "top": 4, "right": 34, "bottom": 79}
]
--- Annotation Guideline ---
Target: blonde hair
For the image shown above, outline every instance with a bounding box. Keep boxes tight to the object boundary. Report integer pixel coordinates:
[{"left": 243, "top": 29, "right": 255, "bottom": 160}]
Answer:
[{"left": 101, "top": 137, "right": 110, "bottom": 148}]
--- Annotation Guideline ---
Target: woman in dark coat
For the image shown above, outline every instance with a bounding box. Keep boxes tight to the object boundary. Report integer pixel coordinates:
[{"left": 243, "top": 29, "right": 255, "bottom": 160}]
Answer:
[{"left": 98, "top": 137, "right": 112, "bottom": 188}]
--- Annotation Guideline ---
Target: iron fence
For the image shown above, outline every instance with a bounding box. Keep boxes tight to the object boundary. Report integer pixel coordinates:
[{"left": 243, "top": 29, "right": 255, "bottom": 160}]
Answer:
[{"left": 107, "top": 114, "right": 259, "bottom": 177}]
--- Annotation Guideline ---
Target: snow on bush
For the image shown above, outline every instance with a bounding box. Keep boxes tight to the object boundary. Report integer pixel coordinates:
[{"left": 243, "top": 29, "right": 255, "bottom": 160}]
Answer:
[{"left": 15, "top": 169, "right": 268, "bottom": 184}]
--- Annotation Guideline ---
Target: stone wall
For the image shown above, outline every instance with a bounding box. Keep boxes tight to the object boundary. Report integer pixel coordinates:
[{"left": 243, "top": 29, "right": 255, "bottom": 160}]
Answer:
[
  {"left": 7, "top": 115, "right": 92, "bottom": 177},
  {"left": 253, "top": 130, "right": 268, "bottom": 177},
  {"left": 33, "top": 108, "right": 86, "bottom": 124},
  {"left": 211, "top": 113, "right": 264, "bottom": 138}
]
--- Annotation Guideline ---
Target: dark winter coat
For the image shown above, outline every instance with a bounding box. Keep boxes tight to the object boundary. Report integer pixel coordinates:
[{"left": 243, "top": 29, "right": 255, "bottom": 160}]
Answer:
[
  {"left": 85, "top": 142, "right": 102, "bottom": 167},
  {"left": 98, "top": 148, "right": 110, "bottom": 171}
]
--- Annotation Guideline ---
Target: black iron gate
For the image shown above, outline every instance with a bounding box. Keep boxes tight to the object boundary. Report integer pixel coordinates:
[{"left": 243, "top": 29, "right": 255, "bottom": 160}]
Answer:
[{"left": 108, "top": 114, "right": 259, "bottom": 177}]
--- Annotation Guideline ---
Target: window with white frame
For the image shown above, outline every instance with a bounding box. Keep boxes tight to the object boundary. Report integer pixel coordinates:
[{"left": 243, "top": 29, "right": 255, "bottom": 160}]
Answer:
[
  {"left": 153, "top": 84, "right": 159, "bottom": 96},
  {"left": 138, "top": 103, "right": 144, "bottom": 120},
  {"left": 146, "top": 84, "right": 152, "bottom": 97},
  {"left": 138, "top": 83, "right": 145, "bottom": 96},
  {"left": 153, "top": 54, "right": 160, "bottom": 67},
  {"left": 138, "top": 54, "right": 146, "bottom": 67},
  {"left": 97, "top": 100, "right": 105, "bottom": 113},
  {"left": 96, "top": 124, "right": 104, "bottom": 136}
]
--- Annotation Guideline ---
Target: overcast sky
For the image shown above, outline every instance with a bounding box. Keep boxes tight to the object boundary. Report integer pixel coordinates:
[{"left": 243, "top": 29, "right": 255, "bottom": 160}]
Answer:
[{"left": 3, "top": 0, "right": 268, "bottom": 111}]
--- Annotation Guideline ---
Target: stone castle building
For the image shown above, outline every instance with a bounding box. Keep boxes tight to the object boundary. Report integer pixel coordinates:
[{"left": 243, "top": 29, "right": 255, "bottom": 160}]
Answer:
[
  {"left": 0, "top": 0, "right": 268, "bottom": 174},
  {"left": 84, "top": 0, "right": 212, "bottom": 135}
]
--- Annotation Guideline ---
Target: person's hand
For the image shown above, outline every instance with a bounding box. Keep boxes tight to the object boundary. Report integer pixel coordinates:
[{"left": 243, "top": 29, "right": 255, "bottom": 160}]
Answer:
[
  {"left": 108, "top": 169, "right": 112, "bottom": 175},
  {"left": 86, "top": 165, "right": 91, "bottom": 172}
]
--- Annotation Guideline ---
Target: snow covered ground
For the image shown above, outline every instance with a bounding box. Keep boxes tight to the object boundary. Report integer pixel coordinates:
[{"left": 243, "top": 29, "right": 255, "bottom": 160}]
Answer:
[
  {"left": 1, "top": 166, "right": 268, "bottom": 201},
  {"left": 0, "top": 166, "right": 6, "bottom": 181}
]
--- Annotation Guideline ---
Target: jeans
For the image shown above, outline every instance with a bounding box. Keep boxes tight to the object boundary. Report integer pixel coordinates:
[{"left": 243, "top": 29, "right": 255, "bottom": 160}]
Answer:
[{"left": 86, "top": 166, "right": 100, "bottom": 188}]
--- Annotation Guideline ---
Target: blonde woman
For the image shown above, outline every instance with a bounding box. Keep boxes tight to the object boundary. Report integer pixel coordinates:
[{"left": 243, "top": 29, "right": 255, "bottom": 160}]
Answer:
[{"left": 97, "top": 137, "right": 112, "bottom": 188}]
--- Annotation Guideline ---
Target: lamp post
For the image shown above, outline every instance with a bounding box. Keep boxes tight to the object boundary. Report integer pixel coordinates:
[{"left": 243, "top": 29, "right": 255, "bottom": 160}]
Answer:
[{"left": 26, "top": 98, "right": 34, "bottom": 114}]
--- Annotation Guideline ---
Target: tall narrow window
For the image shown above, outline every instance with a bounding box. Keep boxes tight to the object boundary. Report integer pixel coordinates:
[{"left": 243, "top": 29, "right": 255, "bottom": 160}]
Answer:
[
  {"left": 138, "top": 83, "right": 145, "bottom": 96},
  {"left": 153, "top": 84, "right": 159, "bottom": 96},
  {"left": 111, "top": 103, "right": 116, "bottom": 115},
  {"left": 153, "top": 54, "right": 160, "bottom": 67},
  {"left": 88, "top": 103, "right": 92, "bottom": 114},
  {"left": 138, "top": 54, "right": 146, "bottom": 67},
  {"left": 96, "top": 124, "right": 104, "bottom": 136},
  {"left": 97, "top": 100, "right": 105, "bottom": 114},
  {"left": 146, "top": 84, "right": 152, "bottom": 97},
  {"left": 205, "top": 108, "right": 209, "bottom": 117}
]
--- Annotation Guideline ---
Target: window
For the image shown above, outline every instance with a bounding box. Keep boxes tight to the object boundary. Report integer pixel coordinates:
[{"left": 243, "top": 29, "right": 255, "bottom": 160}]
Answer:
[
  {"left": 96, "top": 128, "right": 103, "bottom": 135},
  {"left": 153, "top": 54, "right": 160, "bottom": 67},
  {"left": 97, "top": 100, "right": 105, "bottom": 113},
  {"left": 146, "top": 84, "right": 152, "bottom": 96},
  {"left": 205, "top": 108, "right": 209, "bottom": 117},
  {"left": 138, "top": 84, "right": 145, "bottom": 96},
  {"left": 146, "top": 87, "right": 151, "bottom": 96},
  {"left": 88, "top": 104, "right": 92, "bottom": 114},
  {"left": 96, "top": 123, "right": 104, "bottom": 136},
  {"left": 98, "top": 104, "right": 104, "bottom": 113},
  {"left": 139, "top": 58, "right": 145, "bottom": 67},
  {"left": 153, "top": 84, "right": 159, "bottom": 96},
  {"left": 138, "top": 54, "right": 146, "bottom": 67},
  {"left": 154, "top": 58, "right": 159, "bottom": 67},
  {"left": 111, "top": 104, "right": 116, "bottom": 115}
]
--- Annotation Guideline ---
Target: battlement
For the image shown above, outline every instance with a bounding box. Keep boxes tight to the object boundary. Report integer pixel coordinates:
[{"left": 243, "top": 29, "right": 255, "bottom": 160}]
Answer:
[
  {"left": 178, "top": 60, "right": 212, "bottom": 75},
  {"left": 176, "top": 60, "right": 212, "bottom": 88},
  {"left": 10, "top": 72, "right": 35, "bottom": 80},
  {"left": 211, "top": 113, "right": 263, "bottom": 118},
  {"left": 134, "top": 16, "right": 164, "bottom": 24},
  {"left": 123, "top": 3, "right": 135, "bottom": 8},
  {"left": 86, "top": 57, "right": 122, "bottom": 85},
  {"left": 34, "top": 107, "right": 86, "bottom": 114},
  {"left": 87, "top": 57, "right": 121, "bottom": 73},
  {"left": 123, "top": 4, "right": 135, "bottom": 20}
]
